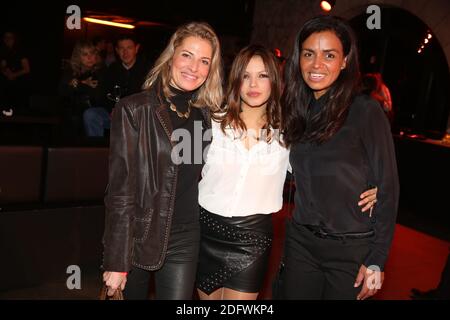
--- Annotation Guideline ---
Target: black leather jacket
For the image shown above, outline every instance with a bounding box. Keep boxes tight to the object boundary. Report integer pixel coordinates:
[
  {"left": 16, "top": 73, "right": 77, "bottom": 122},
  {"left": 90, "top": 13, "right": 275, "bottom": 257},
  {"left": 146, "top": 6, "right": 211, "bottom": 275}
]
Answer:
[{"left": 102, "top": 85, "right": 210, "bottom": 272}]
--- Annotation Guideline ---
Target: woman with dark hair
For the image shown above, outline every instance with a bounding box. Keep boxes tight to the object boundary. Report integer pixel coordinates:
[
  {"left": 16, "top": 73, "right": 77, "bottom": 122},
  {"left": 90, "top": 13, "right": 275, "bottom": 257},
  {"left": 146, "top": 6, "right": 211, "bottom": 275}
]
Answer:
[
  {"left": 280, "top": 16, "right": 399, "bottom": 300},
  {"left": 102, "top": 21, "right": 223, "bottom": 300},
  {"left": 196, "top": 45, "right": 377, "bottom": 300},
  {"left": 196, "top": 45, "right": 287, "bottom": 300}
]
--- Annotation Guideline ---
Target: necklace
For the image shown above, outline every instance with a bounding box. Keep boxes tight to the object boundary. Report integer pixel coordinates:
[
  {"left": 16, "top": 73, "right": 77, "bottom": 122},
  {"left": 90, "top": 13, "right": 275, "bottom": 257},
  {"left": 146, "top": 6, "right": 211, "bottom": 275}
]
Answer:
[{"left": 167, "top": 98, "right": 192, "bottom": 119}]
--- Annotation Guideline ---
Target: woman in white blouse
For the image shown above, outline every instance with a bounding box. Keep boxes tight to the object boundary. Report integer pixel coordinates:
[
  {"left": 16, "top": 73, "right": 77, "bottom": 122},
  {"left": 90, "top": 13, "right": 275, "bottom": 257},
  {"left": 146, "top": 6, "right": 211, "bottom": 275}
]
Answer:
[{"left": 196, "top": 44, "right": 377, "bottom": 300}]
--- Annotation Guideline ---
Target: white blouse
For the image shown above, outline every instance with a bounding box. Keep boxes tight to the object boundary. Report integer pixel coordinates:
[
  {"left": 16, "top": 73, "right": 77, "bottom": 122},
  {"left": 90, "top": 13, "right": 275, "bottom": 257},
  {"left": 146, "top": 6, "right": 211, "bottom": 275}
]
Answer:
[{"left": 198, "top": 119, "right": 290, "bottom": 217}]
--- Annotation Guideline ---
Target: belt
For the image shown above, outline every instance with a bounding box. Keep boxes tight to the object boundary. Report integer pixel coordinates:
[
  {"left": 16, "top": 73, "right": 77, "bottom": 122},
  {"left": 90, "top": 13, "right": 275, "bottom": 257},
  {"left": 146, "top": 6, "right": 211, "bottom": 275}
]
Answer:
[{"left": 303, "top": 225, "right": 375, "bottom": 240}]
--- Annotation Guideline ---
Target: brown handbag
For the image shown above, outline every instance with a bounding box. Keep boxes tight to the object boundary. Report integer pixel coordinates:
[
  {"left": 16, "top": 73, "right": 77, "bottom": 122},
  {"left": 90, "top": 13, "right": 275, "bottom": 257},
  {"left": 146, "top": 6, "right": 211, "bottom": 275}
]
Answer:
[{"left": 99, "top": 284, "right": 124, "bottom": 300}]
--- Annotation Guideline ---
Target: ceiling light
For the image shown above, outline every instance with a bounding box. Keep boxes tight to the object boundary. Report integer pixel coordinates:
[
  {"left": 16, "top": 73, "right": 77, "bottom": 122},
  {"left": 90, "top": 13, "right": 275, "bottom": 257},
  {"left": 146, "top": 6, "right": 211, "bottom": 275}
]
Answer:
[{"left": 83, "top": 17, "right": 135, "bottom": 29}]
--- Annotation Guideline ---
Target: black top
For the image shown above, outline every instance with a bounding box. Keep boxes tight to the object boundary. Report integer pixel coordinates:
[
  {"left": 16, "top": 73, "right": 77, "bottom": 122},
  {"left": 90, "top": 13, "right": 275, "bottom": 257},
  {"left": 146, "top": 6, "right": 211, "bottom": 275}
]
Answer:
[
  {"left": 104, "top": 57, "right": 150, "bottom": 112},
  {"left": 0, "top": 47, "right": 28, "bottom": 73},
  {"left": 168, "top": 87, "right": 207, "bottom": 225},
  {"left": 58, "top": 67, "right": 107, "bottom": 115},
  {"left": 290, "top": 94, "right": 399, "bottom": 270}
]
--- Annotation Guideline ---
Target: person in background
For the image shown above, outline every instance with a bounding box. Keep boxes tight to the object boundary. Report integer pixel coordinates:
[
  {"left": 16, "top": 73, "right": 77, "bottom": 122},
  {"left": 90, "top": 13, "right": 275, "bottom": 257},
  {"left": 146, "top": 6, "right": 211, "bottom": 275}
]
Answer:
[
  {"left": 0, "top": 31, "right": 31, "bottom": 115},
  {"left": 196, "top": 45, "right": 378, "bottom": 300},
  {"left": 361, "top": 72, "right": 394, "bottom": 126},
  {"left": 104, "top": 41, "right": 117, "bottom": 67},
  {"left": 279, "top": 16, "right": 399, "bottom": 300},
  {"left": 94, "top": 37, "right": 116, "bottom": 67},
  {"left": 83, "top": 34, "right": 149, "bottom": 137},
  {"left": 59, "top": 40, "right": 106, "bottom": 137},
  {"left": 102, "top": 21, "right": 223, "bottom": 299}
]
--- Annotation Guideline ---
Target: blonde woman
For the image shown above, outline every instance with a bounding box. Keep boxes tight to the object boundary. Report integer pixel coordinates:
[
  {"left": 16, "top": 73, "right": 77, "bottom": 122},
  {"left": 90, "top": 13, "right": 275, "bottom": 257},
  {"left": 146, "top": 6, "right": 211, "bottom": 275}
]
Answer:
[
  {"left": 59, "top": 40, "right": 105, "bottom": 135},
  {"left": 102, "top": 22, "right": 223, "bottom": 300}
]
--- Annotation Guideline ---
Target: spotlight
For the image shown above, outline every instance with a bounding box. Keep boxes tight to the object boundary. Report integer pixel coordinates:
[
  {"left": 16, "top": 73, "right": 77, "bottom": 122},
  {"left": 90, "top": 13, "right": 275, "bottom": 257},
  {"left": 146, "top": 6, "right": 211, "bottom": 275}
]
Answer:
[
  {"left": 320, "top": 0, "right": 336, "bottom": 12},
  {"left": 427, "top": 33, "right": 432, "bottom": 39},
  {"left": 424, "top": 38, "right": 429, "bottom": 44}
]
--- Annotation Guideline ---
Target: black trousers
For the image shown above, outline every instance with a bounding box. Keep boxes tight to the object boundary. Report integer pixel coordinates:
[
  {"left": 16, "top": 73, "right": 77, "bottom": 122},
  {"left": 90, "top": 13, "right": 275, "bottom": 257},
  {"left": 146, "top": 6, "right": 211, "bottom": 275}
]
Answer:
[
  {"left": 123, "top": 222, "right": 200, "bottom": 300},
  {"left": 279, "top": 220, "right": 373, "bottom": 300}
]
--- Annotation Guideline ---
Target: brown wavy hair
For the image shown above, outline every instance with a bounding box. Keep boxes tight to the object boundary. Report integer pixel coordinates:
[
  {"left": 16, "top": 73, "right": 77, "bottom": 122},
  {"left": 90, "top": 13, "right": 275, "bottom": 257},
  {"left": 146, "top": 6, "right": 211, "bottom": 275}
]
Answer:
[{"left": 216, "top": 44, "right": 282, "bottom": 142}]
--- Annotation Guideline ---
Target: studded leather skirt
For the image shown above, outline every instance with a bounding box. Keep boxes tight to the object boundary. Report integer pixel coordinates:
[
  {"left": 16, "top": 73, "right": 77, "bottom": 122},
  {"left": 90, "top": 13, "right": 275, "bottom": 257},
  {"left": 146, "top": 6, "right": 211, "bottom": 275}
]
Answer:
[{"left": 196, "top": 207, "right": 273, "bottom": 295}]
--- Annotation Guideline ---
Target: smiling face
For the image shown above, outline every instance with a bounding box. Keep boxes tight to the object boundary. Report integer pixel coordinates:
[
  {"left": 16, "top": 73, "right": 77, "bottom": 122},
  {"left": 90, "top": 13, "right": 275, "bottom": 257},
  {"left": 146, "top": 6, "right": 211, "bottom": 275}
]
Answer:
[
  {"left": 240, "top": 55, "right": 271, "bottom": 110},
  {"left": 300, "top": 30, "right": 347, "bottom": 99},
  {"left": 169, "top": 36, "right": 212, "bottom": 92}
]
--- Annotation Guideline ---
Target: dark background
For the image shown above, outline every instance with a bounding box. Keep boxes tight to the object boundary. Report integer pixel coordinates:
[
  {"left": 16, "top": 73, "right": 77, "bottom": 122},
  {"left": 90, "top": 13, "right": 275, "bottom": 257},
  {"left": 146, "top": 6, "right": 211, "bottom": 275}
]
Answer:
[
  {"left": 2, "top": 2, "right": 449, "bottom": 137},
  {"left": 0, "top": 0, "right": 255, "bottom": 97},
  {"left": 351, "top": 7, "right": 450, "bottom": 137}
]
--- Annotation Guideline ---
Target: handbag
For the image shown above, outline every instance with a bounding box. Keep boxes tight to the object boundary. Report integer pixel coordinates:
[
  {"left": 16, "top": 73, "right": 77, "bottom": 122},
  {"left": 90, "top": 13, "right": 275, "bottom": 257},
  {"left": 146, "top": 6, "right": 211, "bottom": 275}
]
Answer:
[{"left": 99, "top": 284, "right": 124, "bottom": 300}]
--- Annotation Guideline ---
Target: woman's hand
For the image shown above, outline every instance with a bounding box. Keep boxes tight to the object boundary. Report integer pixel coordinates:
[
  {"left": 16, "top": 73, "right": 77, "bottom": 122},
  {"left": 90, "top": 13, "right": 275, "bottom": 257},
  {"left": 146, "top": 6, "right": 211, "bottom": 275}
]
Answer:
[
  {"left": 354, "top": 265, "right": 384, "bottom": 300},
  {"left": 103, "top": 271, "right": 127, "bottom": 296},
  {"left": 69, "top": 78, "right": 78, "bottom": 88},
  {"left": 81, "top": 76, "right": 98, "bottom": 88},
  {"left": 358, "top": 186, "right": 377, "bottom": 214}
]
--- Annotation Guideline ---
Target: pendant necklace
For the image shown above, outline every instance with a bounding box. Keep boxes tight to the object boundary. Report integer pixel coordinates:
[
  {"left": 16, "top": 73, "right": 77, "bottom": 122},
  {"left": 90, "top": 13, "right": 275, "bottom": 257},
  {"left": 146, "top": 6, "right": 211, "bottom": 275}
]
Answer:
[{"left": 167, "top": 98, "right": 192, "bottom": 119}]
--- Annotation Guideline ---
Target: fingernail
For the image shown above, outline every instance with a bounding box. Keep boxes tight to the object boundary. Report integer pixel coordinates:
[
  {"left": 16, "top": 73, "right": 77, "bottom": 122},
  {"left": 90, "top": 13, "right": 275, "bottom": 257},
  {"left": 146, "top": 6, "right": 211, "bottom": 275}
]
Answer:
[{"left": 354, "top": 283, "right": 358, "bottom": 287}]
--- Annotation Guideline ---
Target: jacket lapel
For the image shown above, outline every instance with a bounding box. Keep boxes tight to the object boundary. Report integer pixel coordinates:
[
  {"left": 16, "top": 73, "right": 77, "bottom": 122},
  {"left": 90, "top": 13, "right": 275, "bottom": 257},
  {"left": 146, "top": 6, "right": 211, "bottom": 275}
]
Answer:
[{"left": 155, "top": 104, "right": 175, "bottom": 146}]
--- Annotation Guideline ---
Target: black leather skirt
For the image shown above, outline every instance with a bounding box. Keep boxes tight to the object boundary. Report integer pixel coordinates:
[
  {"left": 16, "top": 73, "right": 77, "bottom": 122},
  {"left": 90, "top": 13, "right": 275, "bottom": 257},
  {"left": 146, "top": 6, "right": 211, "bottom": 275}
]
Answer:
[{"left": 196, "top": 207, "right": 273, "bottom": 294}]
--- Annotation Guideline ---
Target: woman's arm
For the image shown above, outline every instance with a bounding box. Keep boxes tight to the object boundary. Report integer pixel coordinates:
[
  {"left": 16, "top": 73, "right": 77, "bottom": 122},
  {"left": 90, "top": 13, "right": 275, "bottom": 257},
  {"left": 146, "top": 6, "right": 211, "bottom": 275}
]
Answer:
[
  {"left": 360, "top": 99, "right": 399, "bottom": 270},
  {"left": 3, "top": 58, "right": 30, "bottom": 80},
  {"left": 15, "top": 57, "right": 30, "bottom": 77},
  {"left": 102, "top": 101, "right": 139, "bottom": 273}
]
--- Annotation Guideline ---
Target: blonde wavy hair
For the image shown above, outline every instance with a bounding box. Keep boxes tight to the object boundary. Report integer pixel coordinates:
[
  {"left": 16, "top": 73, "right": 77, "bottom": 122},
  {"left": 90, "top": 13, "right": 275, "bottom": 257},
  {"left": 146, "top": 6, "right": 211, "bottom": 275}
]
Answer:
[
  {"left": 70, "top": 40, "right": 101, "bottom": 77},
  {"left": 142, "top": 21, "right": 224, "bottom": 111}
]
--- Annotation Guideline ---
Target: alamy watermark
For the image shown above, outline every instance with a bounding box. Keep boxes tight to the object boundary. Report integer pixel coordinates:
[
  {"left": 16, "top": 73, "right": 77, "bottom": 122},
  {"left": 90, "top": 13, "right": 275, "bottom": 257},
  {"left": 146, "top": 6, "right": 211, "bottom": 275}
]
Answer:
[
  {"left": 66, "top": 5, "right": 81, "bottom": 30},
  {"left": 170, "top": 122, "right": 285, "bottom": 176},
  {"left": 366, "top": 265, "right": 382, "bottom": 290},
  {"left": 366, "top": 5, "right": 381, "bottom": 30},
  {"left": 66, "top": 265, "right": 81, "bottom": 290}
]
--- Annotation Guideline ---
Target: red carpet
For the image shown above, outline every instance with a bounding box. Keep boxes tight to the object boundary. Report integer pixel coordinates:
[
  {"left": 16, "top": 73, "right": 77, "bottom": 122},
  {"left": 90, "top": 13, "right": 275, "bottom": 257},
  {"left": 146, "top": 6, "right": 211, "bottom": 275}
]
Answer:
[{"left": 376, "top": 224, "right": 449, "bottom": 300}]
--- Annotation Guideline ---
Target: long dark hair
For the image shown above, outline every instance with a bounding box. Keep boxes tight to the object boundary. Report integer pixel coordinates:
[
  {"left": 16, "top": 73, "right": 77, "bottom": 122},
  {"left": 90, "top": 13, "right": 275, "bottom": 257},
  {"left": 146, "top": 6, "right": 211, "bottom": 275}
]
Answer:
[
  {"left": 282, "top": 16, "right": 360, "bottom": 146},
  {"left": 216, "top": 44, "right": 282, "bottom": 142}
]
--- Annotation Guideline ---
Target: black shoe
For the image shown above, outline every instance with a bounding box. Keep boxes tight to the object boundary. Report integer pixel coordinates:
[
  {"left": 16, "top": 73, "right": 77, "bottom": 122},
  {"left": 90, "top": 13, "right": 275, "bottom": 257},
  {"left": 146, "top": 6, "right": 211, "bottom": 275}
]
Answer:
[{"left": 410, "top": 288, "right": 438, "bottom": 300}]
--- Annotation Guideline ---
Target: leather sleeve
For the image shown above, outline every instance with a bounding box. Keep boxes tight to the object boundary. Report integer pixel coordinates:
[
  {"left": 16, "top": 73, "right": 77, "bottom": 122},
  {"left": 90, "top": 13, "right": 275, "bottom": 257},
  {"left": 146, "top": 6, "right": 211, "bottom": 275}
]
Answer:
[{"left": 102, "top": 101, "right": 138, "bottom": 272}]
